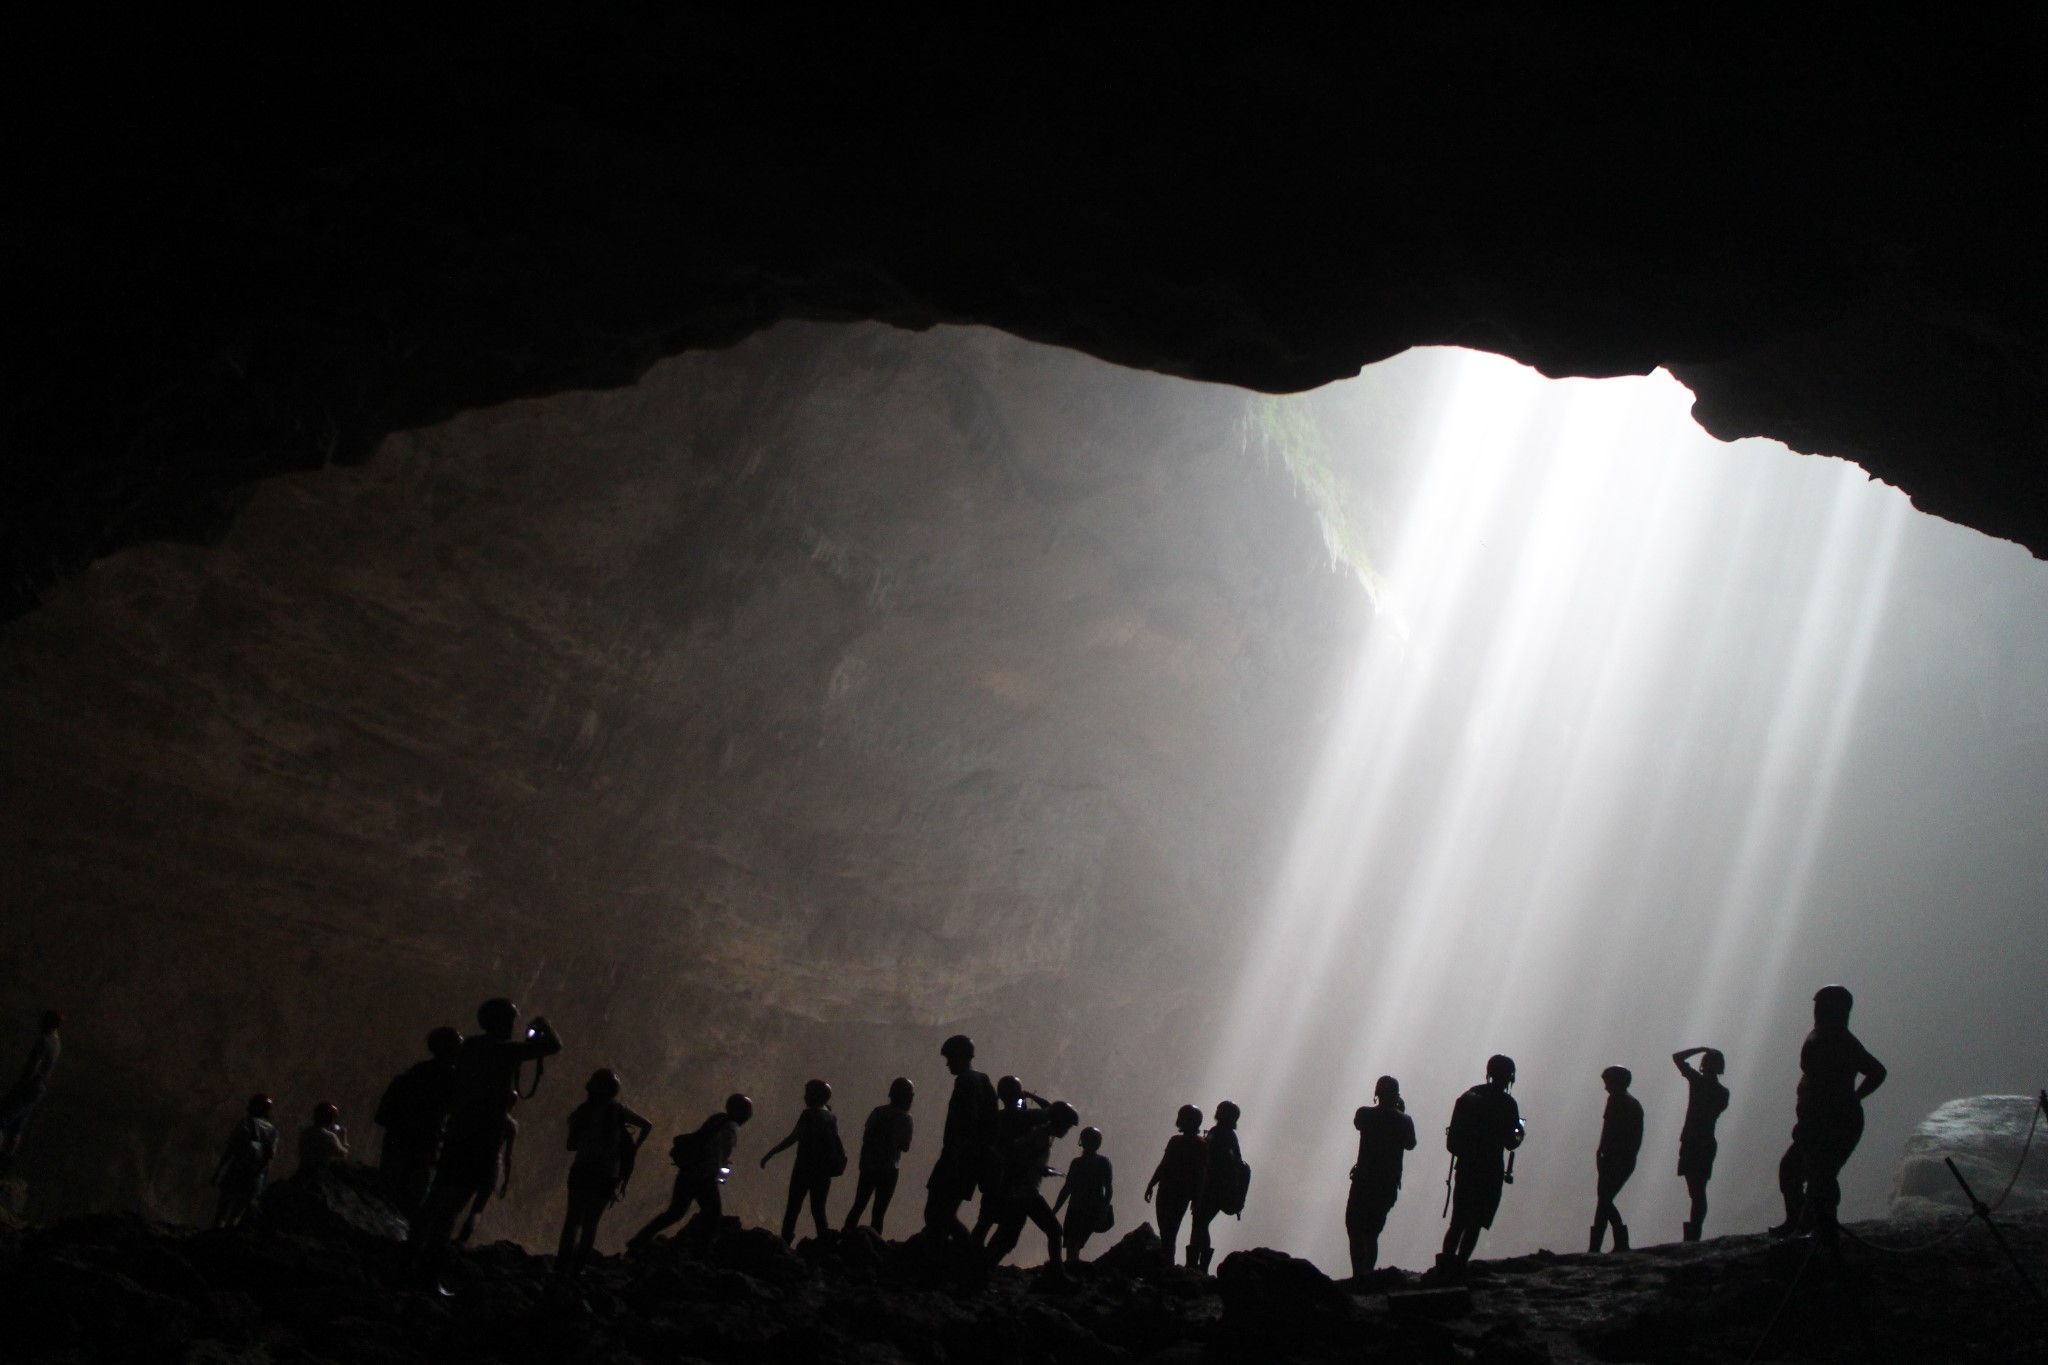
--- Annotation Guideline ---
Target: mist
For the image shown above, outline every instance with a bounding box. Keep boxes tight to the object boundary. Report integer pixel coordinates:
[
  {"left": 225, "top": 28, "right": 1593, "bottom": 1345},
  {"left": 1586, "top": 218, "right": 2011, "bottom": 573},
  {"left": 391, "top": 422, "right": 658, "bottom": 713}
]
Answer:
[
  {"left": 1199, "top": 347, "right": 2048, "bottom": 1273},
  {"left": 1, "top": 324, "right": 2040, "bottom": 1274}
]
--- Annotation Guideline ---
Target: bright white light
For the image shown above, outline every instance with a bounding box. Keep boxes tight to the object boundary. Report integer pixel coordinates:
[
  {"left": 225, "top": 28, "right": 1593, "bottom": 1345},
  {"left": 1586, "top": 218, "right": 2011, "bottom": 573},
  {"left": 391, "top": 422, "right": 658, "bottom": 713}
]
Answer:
[{"left": 1196, "top": 348, "right": 1911, "bottom": 1275}]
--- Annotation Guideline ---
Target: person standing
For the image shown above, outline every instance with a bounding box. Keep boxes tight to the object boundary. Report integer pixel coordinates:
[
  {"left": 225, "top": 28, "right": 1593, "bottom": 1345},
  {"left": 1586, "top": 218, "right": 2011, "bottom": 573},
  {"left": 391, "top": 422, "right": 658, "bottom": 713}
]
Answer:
[
  {"left": 1187, "top": 1100, "right": 1248, "bottom": 1273},
  {"left": 212, "top": 1093, "right": 279, "bottom": 1228},
  {"left": 374, "top": 1026, "right": 462, "bottom": 1217},
  {"left": 1144, "top": 1104, "right": 1206, "bottom": 1265},
  {"left": 0, "top": 1009, "right": 62, "bottom": 1178},
  {"left": 296, "top": 1102, "right": 349, "bottom": 1178},
  {"left": 1346, "top": 1076, "right": 1417, "bottom": 1277},
  {"left": 412, "top": 998, "right": 560, "bottom": 1282},
  {"left": 984, "top": 1099, "right": 1080, "bottom": 1273},
  {"left": 1671, "top": 1047, "right": 1729, "bottom": 1241},
  {"left": 1772, "top": 985, "right": 1886, "bottom": 1248},
  {"left": 843, "top": 1077, "right": 915, "bottom": 1235},
  {"left": 1435, "top": 1055, "right": 1525, "bottom": 1281},
  {"left": 557, "top": 1069, "right": 652, "bottom": 1277},
  {"left": 922, "top": 1034, "right": 998, "bottom": 1255},
  {"left": 1053, "top": 1125, "right": 1114, "bottom": 1264},
  {"left": 760, "top": 1079, "right": 845, "bottom": 1244},
  {"left": 1588, "top": 1066, "right": 1643, "bottom": 1253}
]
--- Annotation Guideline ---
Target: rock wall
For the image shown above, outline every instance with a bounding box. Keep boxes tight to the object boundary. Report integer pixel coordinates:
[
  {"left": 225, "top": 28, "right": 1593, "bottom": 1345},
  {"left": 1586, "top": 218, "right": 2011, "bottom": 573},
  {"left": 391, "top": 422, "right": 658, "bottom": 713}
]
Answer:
[
  {"left": 1891, "top": 1095, "right": 2048, "bottom": 1221},
  {"left": 0, "top": 324, "right": 1368, "bottom": 1245}
]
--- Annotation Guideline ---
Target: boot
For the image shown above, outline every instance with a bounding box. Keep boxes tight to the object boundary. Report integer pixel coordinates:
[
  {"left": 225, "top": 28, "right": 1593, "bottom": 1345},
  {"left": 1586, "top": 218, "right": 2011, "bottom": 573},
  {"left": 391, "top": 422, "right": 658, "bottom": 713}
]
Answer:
[
  {"left": 1587, "top": 1224, "right": 1603, "bottom": 1254},
  {"left": 1196, "top": 1247, "right": 1214, "bottom": 1274},
  {"left": 1184, "top": 1245, "right": 1200, "bottom": 1269},
  {"left": 1682, "top": 1221, "right": 1700, "bottom": 1243},
  {"left": 1612, "top": 1224, "right": 1629, "bottom": 1253}
]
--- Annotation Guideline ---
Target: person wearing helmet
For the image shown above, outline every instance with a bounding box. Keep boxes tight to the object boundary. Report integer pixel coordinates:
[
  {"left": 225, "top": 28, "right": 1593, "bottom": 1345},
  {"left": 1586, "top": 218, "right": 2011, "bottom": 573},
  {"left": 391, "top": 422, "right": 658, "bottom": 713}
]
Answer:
[
  {"left": 1588, "top": 1067, "right": 1643, "bottom": 1253},
  {"left": 1187, "top": 1101, "right": 1247, "bottom": 1273},
  {"left": 1052, "top": 1126, "right": 1114, "bottom": 1264},
  {"left": 374, "top": 1026, "right": 462, "bottom": 1217},
  {"left": 1347, "top": 1077, "right": 1416, "bottom": 1278},
  {"left": 296, "top": 1101, "right": 350, "bottom": 1179},
  {"left": 212, "top": 1093, "right": 279, "bottom": 1228},
  {"left": 1671, "top": 1046, "right": 1729, "bottom": 1241},
  {"left": 843, "top": 1077, "right": 915, "bottom": 1235},
  {"left": 971, "top": 1076, "right": 1037, "bottom": 1249},
  {"left": 413, "top": 999, "right": 560, "bottom": 1279},
  {"left": 627, "top": 1093, "right": 754, "bottom": 1252},
  {"left": 1144, "top": 1104, "right": 1206, "bottom": 1265},
  {"left": 0, "top": 1009, "right": 63, "bottom": 1177},
  {"left": 1434, "top": 1056, "right": 1525, "bottom": 1280},
  {"left": 984, "top": 1098, "right": 1080, "bottom": 1273},
  {"left": 1771, "top": 985, "right": 1886, "bottom": 1247},
  {"left": 761, "top": 1079, "right": 845, "bottom": 1244},
  {"left": 556, "top": 1069, "right": 652, "bottom": 1276},
  {"left": 922, "top": 1034, "right": 999, "bottom": 1252}
]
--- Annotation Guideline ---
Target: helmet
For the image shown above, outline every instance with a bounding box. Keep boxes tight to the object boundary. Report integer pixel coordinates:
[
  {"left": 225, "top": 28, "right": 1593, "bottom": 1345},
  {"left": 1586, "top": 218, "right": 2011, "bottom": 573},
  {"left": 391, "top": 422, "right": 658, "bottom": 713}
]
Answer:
[
  {"left": 1486, "top": 1054, "right": 1517, "bottom": 1084},
  {"left": 1078, "top": 1125, "right": 1103, "bottom": 1150},
  {"left": 996, "top": 1075, "right": 1023, "bottom": 1105},
  {"left": 477, "top": 998, "right": 518, "bottom": 1036},
  {"left": 725, "top": 1093, "right": 755, "bottom": 1123},
  {"left": 587, "top": 1068, "right": 621, "bottom": 1099},
  {"left": 313, "top": 1102, "right": 340, "bottom": 1126},
  {"left": 804, "top": 1078, "right": 833, "bottom": 1107},
  {"left": 1601, "top": 1065, "right": 1632, "bottom": 1089},
  {"left": 247, "top": 1093, "right": 274, "bottom": 1117},
  {"left": 1374, "top": 1075, "right": 1401, "bottom": 1102},
  {"left": 1813, "top": 984, "right": 1854, "bottom": 1022},
  {"left": 888, "top": 1076, "right": 915, "bottom": 1106},
  {"left": 1214, "top": 1100, "right": 1241, "bottom": 1126},
  {"left": 1047, "top": 1101, "right": 1079, "bottom": 1131},
  {"left": 427, "top": 1026, "right": 462, "bottom": 1060},
  {"left": 940, "top": 1034, "right": 975, "bottom": 1061},
  {"left": 1175, "top": 1104, "right": 1203, "bottom": 1133}
]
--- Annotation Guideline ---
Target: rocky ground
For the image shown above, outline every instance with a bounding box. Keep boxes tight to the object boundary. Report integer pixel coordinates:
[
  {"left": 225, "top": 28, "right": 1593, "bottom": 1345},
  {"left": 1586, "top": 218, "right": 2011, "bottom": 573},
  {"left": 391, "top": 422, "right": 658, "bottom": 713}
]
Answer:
[{"left": 2, "top": 1166, "right": 2041, "bottom": 1364}]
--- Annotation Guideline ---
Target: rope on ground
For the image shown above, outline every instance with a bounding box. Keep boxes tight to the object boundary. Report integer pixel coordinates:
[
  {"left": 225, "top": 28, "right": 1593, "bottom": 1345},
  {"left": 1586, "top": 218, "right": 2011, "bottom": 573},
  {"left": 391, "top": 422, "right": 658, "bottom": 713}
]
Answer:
[{"left": 1839, "top": 1094, "right": 2041, "bottom": 1256}]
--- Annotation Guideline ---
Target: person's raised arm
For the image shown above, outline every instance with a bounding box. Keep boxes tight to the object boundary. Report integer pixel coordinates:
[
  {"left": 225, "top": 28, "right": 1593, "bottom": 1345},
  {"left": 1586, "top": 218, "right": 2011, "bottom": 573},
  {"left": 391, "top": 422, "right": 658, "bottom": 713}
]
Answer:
[{"left": 1672, "top": 1047, "right": 1703, "bottom": 1076}]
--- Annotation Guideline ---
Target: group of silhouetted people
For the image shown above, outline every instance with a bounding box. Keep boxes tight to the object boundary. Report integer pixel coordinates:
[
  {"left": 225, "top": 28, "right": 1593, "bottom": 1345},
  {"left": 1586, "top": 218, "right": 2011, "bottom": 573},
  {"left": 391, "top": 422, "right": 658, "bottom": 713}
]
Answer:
[{"left": 4, "top": 978, "right": 1891, "bottom": 1291}]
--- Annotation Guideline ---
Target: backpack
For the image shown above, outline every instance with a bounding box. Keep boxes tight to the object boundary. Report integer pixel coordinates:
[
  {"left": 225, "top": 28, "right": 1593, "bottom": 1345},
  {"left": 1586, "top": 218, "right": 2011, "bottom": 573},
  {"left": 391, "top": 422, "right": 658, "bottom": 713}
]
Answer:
[
  {"left": 1217, "top": 1156, "right": 1251, "bottom": 1217},
  {"left": 670, "top": 1129, "right": 711, "bottom": 1170},
  {"left": 826, "top": 1118, "right": 849, "bottom": 1178},
  {"left": 1446, "top": 1090, "right": 1485, "bottom": 1159}
]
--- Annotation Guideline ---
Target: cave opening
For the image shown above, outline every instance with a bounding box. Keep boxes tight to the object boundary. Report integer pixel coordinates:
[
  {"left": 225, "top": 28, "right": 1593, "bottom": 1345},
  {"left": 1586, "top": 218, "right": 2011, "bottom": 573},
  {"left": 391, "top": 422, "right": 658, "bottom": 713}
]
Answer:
[{"left": 2, "top": 319, "right": 2044, "bottom": 1286}]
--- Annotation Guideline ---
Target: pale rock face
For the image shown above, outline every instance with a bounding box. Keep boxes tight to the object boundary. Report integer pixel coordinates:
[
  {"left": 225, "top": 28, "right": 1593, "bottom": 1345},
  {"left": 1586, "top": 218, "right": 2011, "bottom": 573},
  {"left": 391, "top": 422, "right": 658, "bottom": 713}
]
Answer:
[{"left": 1891, "top": 1095, "right": 2048, "bottom": 1220}]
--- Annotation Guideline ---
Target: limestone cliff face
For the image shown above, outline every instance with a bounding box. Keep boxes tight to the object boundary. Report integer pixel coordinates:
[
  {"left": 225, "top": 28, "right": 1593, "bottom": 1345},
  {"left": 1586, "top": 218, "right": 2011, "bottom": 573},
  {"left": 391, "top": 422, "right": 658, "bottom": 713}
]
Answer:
[{"left": 0, "top": 324, "right": 1366, "bottom": 1243}]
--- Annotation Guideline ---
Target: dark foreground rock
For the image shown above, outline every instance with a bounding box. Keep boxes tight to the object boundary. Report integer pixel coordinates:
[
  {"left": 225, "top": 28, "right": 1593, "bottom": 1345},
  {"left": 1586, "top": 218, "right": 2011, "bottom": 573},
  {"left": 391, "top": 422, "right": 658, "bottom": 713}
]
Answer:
[{"left": 2, "top": 1188, "right": 2044, "bottom": 1364}]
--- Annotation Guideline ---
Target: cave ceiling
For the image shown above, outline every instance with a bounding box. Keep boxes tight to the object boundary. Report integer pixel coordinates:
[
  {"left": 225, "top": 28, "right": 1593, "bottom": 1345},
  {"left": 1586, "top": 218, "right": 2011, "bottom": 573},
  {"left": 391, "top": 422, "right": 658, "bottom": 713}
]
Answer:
[{"left": 9, "top": 14, "right": 2046, "bottom": 617}]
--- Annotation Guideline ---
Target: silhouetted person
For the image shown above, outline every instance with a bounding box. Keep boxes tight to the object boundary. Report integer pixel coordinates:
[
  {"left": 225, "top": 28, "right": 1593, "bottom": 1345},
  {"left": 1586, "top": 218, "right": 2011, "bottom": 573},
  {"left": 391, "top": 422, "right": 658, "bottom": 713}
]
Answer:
[
  {"left": 296, "top": 1102, "right": 349, "bottom": 1178},
  {"left": 628, "top": 1093, "right": 753, "bottom": 1250},
  {"left": 413, "top": 999, "right": 559, "bottom": 1281},
  {"left": 1053, "top": 1125, "right": 1114, "bottom": 1264},
  {"left": 1772, "top": 985, "right": 1886, "bottom": 1248},
  {"left": 844, "top": 1076, "right": 915, "bottom": 1235},
  {"left": 455, "top": 1093, "right": 518, "bottom": 1246},
  {"left": 1671, "top": 1046, "right": 1728, "bottom": 1241},
  {"left": 922, "top": 1034, "right": 998, "bottom": 1254},
  {"left": 1347, "top": 1076, "right": 1417, "bottom": 1277},
  {"left": 1589, "top": 1066, "right": 1643, "bottom": 1253},
  {"left": 557, "top": 1069, "right": 652, "bottom": 1277},
  {"left": 1436, "top": 1055, "right": 1525, "bottom": 1280},
  {"left": 0, "top": 1009, "right": 62, "bottom": 1178},
  {"left": 212, "top": 1093, "right": 279, "bottom": 1228},
  {"left": 375, "top": 1026, "right": 462, "bottom": 1216},
  {"left": 761, "top": 1078, "right": 844, "bottom": 1244},
  {"left": 984, "top": 1098, "right": 1079, "bottom": 1273},
  {"left": 1144, "top": 1104, "right": 1206, "bottom": 1265},
  {"left": 1188, "top": 1100, "right": 1248, "bottom": 1273},
  {"left": 971, "top": 1075, "right": 1035, "bottom": 1248}
]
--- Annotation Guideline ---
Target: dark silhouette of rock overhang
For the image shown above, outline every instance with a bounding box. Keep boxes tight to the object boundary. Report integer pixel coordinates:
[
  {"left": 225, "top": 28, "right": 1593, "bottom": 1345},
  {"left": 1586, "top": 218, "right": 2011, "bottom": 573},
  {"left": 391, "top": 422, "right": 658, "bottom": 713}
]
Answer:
[{"left": 10, "top": 12, "right": 2045, "bottom": 616}]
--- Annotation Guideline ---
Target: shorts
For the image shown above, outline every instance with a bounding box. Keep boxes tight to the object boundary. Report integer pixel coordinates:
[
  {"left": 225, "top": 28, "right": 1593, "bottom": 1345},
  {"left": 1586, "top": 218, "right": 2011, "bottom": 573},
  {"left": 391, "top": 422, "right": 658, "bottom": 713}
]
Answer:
[
  {"left": 1450, "top": 1163, "right": 1505, "bottom": 1229},
  {"left": 1677, "top": 1138, "right": 1717, "bottom": 1180}
]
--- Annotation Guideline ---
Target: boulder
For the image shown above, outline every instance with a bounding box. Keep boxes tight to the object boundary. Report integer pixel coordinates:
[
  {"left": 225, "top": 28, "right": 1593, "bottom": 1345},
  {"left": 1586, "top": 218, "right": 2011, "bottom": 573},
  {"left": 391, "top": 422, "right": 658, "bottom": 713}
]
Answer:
[
  {"left": 1091, "top": 1223, "right": 1164, "bottom": 1276},
  {"left": 257, "top": 1162, "right": 410, "bottom": 1243},
  {"left": 1891, "top": 1094, "right": 2048, "bottom": 1220}
]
